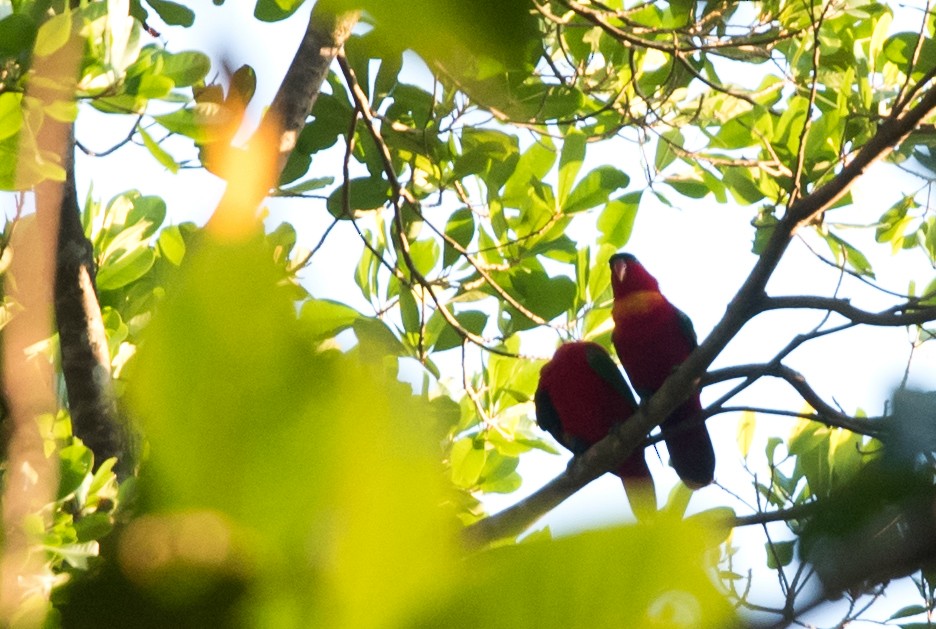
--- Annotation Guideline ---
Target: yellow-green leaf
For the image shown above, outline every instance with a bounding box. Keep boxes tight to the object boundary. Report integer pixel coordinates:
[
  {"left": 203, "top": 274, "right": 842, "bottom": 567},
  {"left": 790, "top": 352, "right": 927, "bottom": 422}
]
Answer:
[
  {"left": 34, "top": 11, "right": 73, "bottom": 58},
  {"left": 737, "top": 410, "right": 756, "bottom": 460}
]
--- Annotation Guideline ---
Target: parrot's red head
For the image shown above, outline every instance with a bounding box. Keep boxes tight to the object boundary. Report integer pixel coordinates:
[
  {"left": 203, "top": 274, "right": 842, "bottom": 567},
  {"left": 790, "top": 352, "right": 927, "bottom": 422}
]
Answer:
[{"left": 609, "top": 253, "right": 659, "bottom": 298}]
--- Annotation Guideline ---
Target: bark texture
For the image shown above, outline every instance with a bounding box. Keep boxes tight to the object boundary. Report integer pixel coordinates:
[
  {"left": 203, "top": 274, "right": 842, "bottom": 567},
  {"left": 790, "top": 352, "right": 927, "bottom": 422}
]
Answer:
[{"left": 46, "top": 130, "right": 132, "bottom": 477}]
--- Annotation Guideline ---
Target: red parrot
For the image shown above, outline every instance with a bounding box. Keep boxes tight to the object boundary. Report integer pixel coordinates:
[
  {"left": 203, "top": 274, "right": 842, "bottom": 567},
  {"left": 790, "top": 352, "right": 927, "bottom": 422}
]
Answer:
[
  {"left": 609, "top": 253, "right": 715, "bottom": 489},
  {"left": 535, "top": 341, "right": 657, "bottom": 520}
]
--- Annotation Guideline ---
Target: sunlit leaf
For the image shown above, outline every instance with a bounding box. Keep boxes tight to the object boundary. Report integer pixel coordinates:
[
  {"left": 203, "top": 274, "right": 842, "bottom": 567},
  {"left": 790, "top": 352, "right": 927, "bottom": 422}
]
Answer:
[
  {"left": 138, "top": 126, "right": 180, "bottom": 173},
  {"left": 58, "top": 443, "right": 94, "bottom": 500},
  {"left": 737, "top": 411, "right": 756, "bottom": 460},
  {"left": 563, "top": 166, "right": 629, "bottom": 213},
  {"left": 0, "top": 92, "right": 23, "bottom": 141},
  {"left": 254, "top": 0, "right": 307, "bottom": 22},
  {"left": 442, "top": 208, "right": 475, "bottom": 268},
  {"left": 142, "top": 0, "right": 194, "bottom": 26},
  {"left": 300, "top": 298, "right": 361, "bottom": 341},
  {"left": 157, "top": 50, "right": 209, "bottom": 86},
  {"left": 33, "top": 11, "right": 72, "bottom": 57},
  {"left": 597, "top": 193, "right": 640, "bottom": 247},
  {"left": 417, "top": 519, "right": 734, "bottom": 627},
  {"left": 558, "top": 130, "right": 586, "bottom": 206},
  {"left": 97, "top": 247, "right": 156, "bottom": 290}
]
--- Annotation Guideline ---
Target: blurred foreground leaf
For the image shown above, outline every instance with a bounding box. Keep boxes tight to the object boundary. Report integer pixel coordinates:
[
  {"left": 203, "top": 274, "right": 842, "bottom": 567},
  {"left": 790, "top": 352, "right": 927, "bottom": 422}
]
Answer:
[
  {"left": 63, "top": 235, "right": 456, "bottom": 628},
  {"left": 419, "top": 518, "right": 735, "bottom": 628}
]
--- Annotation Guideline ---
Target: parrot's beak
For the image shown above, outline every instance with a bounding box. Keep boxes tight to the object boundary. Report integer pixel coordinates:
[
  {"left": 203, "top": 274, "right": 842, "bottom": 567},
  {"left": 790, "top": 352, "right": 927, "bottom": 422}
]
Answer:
[{"left": 611, "top": 257, "right": 627, "bottom": 284}]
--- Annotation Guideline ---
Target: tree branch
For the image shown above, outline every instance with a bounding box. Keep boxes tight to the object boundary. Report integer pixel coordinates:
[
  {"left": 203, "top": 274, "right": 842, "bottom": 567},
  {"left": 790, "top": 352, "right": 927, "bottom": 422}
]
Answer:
[
  {"left": 756, "top": 295, "right": 936, "bottom": 327},
  {"left": 51, "top": 129, "right": 132, "bottom": 476},
  {"left": 461, "top": 73, "right": 936, "bottom": 549},
  {"left": 263, "top": 4, "right": 359, "bottom": 176},
  {"left": 707, "top": 363, "right": 884, "bottom": 436},
  {"left": 21, "top": 26, "right": 134, "bottom": 475},
  {"left": 208, "top": 4, "right": 359, "bottom": 235}
]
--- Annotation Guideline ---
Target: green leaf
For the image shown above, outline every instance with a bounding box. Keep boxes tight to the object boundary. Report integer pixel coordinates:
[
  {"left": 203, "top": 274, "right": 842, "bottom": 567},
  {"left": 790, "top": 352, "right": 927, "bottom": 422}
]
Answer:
[
  {"left": 154, "top": 103, "right": 232, "bottom": 144},
  {"left": 47, "top": 542, "right": 100, "bottom": 570},
  {"left": 118, "top": 245, "right": 345, "bottom": 616},
  {"left": 789, "top": 420, "right": 832, "bottom": 497},
  {"left": 0, "top": 14, "right": 36, "bottom": 57},
  {"left": 655, "top": 128, "right": 683, "bottom": 172},
  {"left": 478, "top": 452, "right": 521, "bottom": 494},
  {"left": 456, "top": 127, "right": 519, "bottom": 184},
  {"left": 408, "top": 238, "right": 440, "bottom": 276},
  {"left": 326, "top": 177, "right": 391, "bottom": 219},
  {"left": 298, "top": 92, "right": 352, "bottom": 156},
  {"left": 145, "top": 0, "right": 195, "bottom": 27},
  {"left": 138, "top": 126, "right": 180, "bottom": 173},
  {"left": 882, "top": 32, "right": 935, "bottom": 66},
  {"left": 737, "top": 410, "right": 756, "bottom": 460},
  {"left": 157, "top": 225, "right": 186, "bottom": 265},
  {"left": 158, "top": 50, "right": 210, "bottom": 86},
  {"left": 666, "top": 176, "right": 710, "bottom": 199},
  {"left": 133, "top": 73, "right": 174, "bottom": 99},
  {"left": 228, "top": 64, "right": 257, "bottom": 105},
  {"left": 558, "top": 130, "right": 586, "bottom": 206},
  {"left": 399, "top": 287, "right": 420, "bottom": 334},
  {"left": 254, "top": 0, "right": 306, "bottom": 22},
  {"left": 823, "top": 231, "right": 875, "bottom": 278},
  {"left": 875, "top": 196, "right": 914, "bottom": 247},
  {"left": 364, "top": 0, "right": 539, "bottom": 88},
  {"left": 722, "top": 167, "right": 764, "bottom": 205},
  {"left": 73, "top": 513, "right": 114, "bottom": 544},
  {"left": 828, "top": 428, "right": 863, "bottom": 489},
  {"left": 278, "top": 150, "right": 312, "bottom": 186},
  {"left": 765, "top": 540, "right": 795, "bottom": 570},
  {"left": 751, "top": 206, "right": 778, "bottom": 255},
  {"left": 563, "top": 166, "right": 629, "bottom": 213},
  {"left": 495, "top": 263, "right": 576, "bottom": 334},
  {"left": 300, "top": 299, "right": 361, "bottom": 341},
  {"left": 597, "top": 192, "right": 640, "bottom": 247},
  {"left": 686, "top": 507, "right": 737, "bottom": 544},
  {"left": 354, "top": 239, "right": 380, "bottom": 302},
  {"left": 419, "top": 519, "right": 734, "bottom": 627},
  {"left": 0, "top": 92, "right": 23, "bottom": 142},
  {"left": 503, "top": 137, "right": 556, "bottom": 209},
  {"left": 127, "top": 194, "right": 167, "bottom": 239},
  {"left": 97, "top": 247, "right": 156, "bottom": 290},
  {"left": 87, "top": 457, "right": 118, "bottom": 497},
  {"left": 353, "top": 317, "right": 406, "bottom": 357},
  {"left": 925, "top": 217, "right": 936, "bottom": 265},
  {"left": 887, "top": 605, "right": 926, "bottom": 621},
  {"left": 431, "top": 310, "right": 487, "bottom": 352},
  {"left": 450, "top": 437, "right": 487, "bottom": 488},
  {"left": 278, "top": 177, "right": 334, "bottom": 196},
  {"left": 766, "top": 436, "right": 785, "bottom": 465},
  {"left": 33, "top": 10, "right": 72, "bottom": 58},
  {"left": 386, "top": 84, "right": 434, "bottom": 128},
  {"left": 442, "top": 208, "right": 475, "bottom": 268},
  {"left": 58, "top": 443, "right": 93, "bottom": 500}
]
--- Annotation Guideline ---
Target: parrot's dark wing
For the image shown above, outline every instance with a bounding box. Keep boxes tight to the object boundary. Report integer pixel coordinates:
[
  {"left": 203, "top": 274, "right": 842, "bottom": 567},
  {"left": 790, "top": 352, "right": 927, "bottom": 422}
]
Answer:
[
  {"left": 675, "top": 306, "right": 698, "bottom": 348},
  {"left": 534, "top": 386, "right": 563, "bottom": 443},
  {"left": 534, "top": 385, "right": 589, "bottom": 455},
  {"left": 583, "top": 343, "right": 639, "bottom": 408}
]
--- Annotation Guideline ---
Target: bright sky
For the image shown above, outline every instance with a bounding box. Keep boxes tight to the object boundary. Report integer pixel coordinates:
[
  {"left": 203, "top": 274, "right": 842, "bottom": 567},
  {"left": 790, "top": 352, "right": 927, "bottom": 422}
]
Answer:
[{"left": 5, "top": 1, "right": 936, "bottom": 624}]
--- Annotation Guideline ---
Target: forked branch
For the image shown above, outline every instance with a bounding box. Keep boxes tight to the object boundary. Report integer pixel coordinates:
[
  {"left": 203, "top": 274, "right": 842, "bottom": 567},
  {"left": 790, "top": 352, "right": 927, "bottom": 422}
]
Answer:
[{"left": 462, "top": 77, "right": 936, "bottom": 549}]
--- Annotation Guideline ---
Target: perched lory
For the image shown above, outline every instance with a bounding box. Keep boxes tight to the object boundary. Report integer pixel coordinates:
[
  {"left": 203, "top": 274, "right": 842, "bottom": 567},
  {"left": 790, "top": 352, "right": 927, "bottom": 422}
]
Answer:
[
  {"left": 535, "top": 341, "right": 657, "bottom": 519},
  {"left": 609, "top": 253, "right": 715, "bottom": 489}
]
